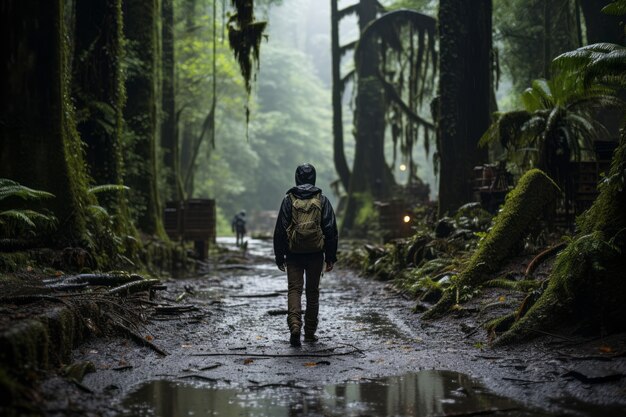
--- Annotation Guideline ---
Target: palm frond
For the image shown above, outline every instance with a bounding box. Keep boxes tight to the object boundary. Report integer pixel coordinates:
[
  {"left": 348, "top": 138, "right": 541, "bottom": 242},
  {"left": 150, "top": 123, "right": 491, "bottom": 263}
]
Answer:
[
  {"left": 88, "top": 204, "right": 110, "bottom": 219},
  {"left": 601, "top": 0, "right": 626, "bottom": 16}
]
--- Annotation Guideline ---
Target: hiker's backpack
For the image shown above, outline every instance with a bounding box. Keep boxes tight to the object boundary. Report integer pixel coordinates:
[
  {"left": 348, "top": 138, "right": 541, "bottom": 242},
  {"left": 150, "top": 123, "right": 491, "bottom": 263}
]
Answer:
[{"left": 287, "top": 193, "right": 325, "bottom": 253}]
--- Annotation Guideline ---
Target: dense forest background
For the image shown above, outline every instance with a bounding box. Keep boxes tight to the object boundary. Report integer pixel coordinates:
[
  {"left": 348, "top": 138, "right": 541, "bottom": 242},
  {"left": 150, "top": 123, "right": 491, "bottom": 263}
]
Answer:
[{"left": 1, "top": 0, "right": 624, "bottom": 264}]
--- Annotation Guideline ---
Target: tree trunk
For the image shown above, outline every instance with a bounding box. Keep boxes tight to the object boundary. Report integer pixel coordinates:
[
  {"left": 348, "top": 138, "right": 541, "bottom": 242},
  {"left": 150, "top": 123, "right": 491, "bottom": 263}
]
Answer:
[
  {"left": 161, "top": 0, "right": 183, "bottom": 203},
  {"left": 437, "top": 0, "right": 491, "bottom": 217},
  {"left": 123, "top": 0, "right": 166, "bottom": 236},
  {"left": 425, "top": 169, "right": 561, "bottom": 319},
  {"left": 73, "top": 0, "right": 126, "bottom": 211},
  {"left": 0, "top": 0, "right": 90, "bottom": 244},
  {"left": 331, "top": 0, "right": 351, "bottom": 193},
  {"left": 343, "top": 0, "right": 393, "bottom": 235},
  {"left": 580, "top": 0, "right": 624, "bottom": 44}
]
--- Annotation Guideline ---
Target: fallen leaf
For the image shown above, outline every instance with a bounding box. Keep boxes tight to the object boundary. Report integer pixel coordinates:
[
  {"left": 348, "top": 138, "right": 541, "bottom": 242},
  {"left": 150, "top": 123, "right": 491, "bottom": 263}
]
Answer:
[
  {"left": 498, "top": 296, "right": 506, "bottom": 303},
  {"left": 55, "top": 270, "right": 63, "bottom": 277},
  {"left": 244, "top": 358, "right": 254, "bottom": 365},
  {"left": 304, "top": 362, "right": 317, "bottom": 367},
  {"left": 145, "top": 335, "right": 154, "bottom": 342}
]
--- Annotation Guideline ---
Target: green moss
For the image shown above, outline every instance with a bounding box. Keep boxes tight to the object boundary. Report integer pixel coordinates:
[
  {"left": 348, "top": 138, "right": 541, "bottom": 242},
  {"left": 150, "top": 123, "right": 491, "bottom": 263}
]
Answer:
[
  {"left": 424, "top": 169, "right": 560, "bottom": 319},
  {"left": 495, "top": 134, "right": 626, "bottom": 345}
]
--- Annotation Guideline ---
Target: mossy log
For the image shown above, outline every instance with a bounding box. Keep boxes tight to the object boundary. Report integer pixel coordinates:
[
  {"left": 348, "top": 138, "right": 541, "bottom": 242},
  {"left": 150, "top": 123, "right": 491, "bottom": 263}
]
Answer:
[
  {"left": 423, "top": 169, "right": 560, "bottom": 319},
  {"left": 495, "top": 133, "right": 626, "bottom": 345}
]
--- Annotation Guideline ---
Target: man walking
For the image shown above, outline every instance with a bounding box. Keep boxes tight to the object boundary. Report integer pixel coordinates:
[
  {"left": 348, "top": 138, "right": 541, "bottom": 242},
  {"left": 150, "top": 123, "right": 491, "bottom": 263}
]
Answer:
[
  {"left": 273, "top": 164, "right": 338, "bottom": 347},
  {"left": 231, "top": 210, "right": 247, "bottom": 246}
]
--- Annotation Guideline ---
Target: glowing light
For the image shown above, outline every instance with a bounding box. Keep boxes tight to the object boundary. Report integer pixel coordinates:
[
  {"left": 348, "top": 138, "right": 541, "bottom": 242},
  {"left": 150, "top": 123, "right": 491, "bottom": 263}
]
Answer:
[
  {"left": 403, "top": 215, "right": 411, "bottom": 223},
  {"left": 399, "top": 164, "right": 407, "bottom": 171}
]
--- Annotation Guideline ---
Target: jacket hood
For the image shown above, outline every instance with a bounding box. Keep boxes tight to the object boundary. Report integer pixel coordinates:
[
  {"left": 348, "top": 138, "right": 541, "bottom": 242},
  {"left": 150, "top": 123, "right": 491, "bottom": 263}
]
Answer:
[
  {"left": 288, "top": 183, "right": 322, "bottom": 199},
  {"left": 295, "top": 163, "right": 316, "bottom": 186}
]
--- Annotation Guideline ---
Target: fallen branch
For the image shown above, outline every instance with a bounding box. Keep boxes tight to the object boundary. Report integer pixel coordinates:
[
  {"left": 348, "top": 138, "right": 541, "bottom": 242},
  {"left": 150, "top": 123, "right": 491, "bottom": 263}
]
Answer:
[
  {"left": 154, "top": 304, "right": 198, "bottom": 314},
  {"left": 178, "top": 374, "right": 218, "bottom": 382},
  {"left": 109, "top": 279, "right": 161, "bottom": 296},
  {"left": 231, "top": 293, "right": 282, "bottom": 298},
  {"left": 107, "top": 315, "right": 168, "bottom": 356}
]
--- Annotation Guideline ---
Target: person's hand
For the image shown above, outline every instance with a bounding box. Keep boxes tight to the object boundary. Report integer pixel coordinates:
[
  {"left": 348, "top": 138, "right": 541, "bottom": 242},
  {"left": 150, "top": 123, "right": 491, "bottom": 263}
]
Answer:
[
  {"left": 325, "top": 262, "right": 334, "bottom": 272},
  {"left": 278, "top": 264, "right": 286, "bottom": 272}
]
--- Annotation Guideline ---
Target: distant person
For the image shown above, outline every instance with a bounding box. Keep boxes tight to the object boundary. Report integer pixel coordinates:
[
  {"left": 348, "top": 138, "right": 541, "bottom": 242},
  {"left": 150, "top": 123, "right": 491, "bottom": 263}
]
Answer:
[
  {"left": 273, "top": 164, "right": 338, "bottom": 347},
  {"left": 231, "top": 210, "right": 247, "bottom": 246}
]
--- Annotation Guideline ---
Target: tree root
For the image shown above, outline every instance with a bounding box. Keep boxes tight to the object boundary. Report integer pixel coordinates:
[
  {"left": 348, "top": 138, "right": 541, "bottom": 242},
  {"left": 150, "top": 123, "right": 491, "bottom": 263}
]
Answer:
[
  {"left": 494, "top": 232, "right": 624, "bottom": 346},
  {"left": 109, "top": 279, "right": 161, "bottom": 296},
  {"left": 423, "top": 170, "right": 560, "bottom": 320},
  {"left": 524, "top": 242, "right": 567, "bottom": 277}
]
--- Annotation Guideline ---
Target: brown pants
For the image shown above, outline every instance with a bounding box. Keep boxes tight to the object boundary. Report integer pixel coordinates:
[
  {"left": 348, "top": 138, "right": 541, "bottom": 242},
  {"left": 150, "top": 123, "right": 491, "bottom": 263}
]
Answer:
[{"left": 286, "top": 252, "right": 324, "bottom": 335}]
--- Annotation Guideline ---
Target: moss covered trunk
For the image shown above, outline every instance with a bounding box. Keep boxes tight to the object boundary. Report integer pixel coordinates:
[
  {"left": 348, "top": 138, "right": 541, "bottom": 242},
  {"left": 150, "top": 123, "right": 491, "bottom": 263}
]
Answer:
[
  {"left": 496, "top": 132, "right": 626, "bottom": 344},
  {"left": 161, "top": 0, "right": 183, "bottom": 203},
  {"left": 437, "top": 0, "right": 492, "bottom": 217},
  {"left": 123, "top": 0, "right": 166, "bottom": 236},
  {"left": 0, "top": 0, "right": 90, "bottom": 244},
  {"left": 73, "top": 0, "right": 128, "bottom": 212},
  {"left": 424, "top": 169, "right": 561, "bottom": 319}
]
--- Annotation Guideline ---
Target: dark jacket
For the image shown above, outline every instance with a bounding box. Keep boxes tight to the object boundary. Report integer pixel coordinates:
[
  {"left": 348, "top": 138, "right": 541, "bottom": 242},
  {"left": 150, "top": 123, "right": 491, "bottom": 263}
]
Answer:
[{"left": 273, "top": 183, "right": 338, "bottom": 266}]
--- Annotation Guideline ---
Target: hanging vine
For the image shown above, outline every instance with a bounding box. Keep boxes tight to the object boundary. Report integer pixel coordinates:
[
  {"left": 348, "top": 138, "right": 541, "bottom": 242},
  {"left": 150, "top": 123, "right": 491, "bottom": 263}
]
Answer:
[
  {"left": 355, "top": 10, "right": 437, "bottom": 181},
  {"left": 227, "top": 0, "right": 267, "bottom": 125}
]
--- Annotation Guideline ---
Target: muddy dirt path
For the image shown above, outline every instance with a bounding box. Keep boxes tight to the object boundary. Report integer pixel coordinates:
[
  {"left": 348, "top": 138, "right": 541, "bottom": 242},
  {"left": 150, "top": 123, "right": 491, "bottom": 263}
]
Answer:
[{"left": 42, "top": 239, "right": 626, "bottom": 417}]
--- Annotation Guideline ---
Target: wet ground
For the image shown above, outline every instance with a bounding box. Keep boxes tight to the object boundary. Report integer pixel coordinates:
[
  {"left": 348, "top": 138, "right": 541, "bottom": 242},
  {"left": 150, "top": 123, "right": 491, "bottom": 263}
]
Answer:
[{"left": 41, "top": 238, "right": 626, "bottom": 416}]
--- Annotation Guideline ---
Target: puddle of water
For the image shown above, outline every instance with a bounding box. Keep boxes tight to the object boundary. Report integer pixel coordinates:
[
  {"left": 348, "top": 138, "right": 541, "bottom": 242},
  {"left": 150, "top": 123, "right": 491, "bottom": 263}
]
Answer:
[
  {"left": 117, "top": 370, "right": 550, "bottom": 417},
  {"left": 346, "top": 311, "right": 406, "bottom": 340}
]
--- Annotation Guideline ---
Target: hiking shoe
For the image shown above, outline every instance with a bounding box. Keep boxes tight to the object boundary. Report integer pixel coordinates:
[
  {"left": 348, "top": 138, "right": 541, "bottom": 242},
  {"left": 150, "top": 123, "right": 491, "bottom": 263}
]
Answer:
[
  {"left": 290, "top": 332, "right": 301, "bottom": 347},
  {"left": 304, "top": 334, "right": 318, "bottom": 343}
]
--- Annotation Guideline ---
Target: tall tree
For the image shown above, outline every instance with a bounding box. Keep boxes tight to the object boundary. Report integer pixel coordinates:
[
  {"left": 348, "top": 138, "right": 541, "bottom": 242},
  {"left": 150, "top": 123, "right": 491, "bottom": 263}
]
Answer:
[
  {"left": 73, "top": 0, "right": 131, "bottom": 220},
  {"left": 330, "top": 0, "right": 352, "bottom": 193},
  {"left": 437, "top": 0, "right": 492, "bottom": 217},
  {"left": 0, "top": 0, "right": 91, "bottom": 243},
  {"left": 161, "top": 0, "right": 183, "bottom": 202},
  {"left": 123, "top": 0, "right": 166, "bottom": 236},
  {"left": 580, "top": 0, "right": 625, "bottom": 44}
]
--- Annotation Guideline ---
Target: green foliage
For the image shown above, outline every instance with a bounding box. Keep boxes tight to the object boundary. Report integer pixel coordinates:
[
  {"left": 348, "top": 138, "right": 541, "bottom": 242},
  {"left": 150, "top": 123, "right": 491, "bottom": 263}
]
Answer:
[
  {"left": 601, "top": 0, "right": 626, "bottom": 15},
  {"left": 493, "top": 0, "right": 579, "bottom": 95},
  {"left": 480, "top": 71, "right": 624, "bottom": 181},
  {"left": 0, "top": 179, "right": 57, "bottom": 238},
  {"left": 193, "top": 41, "right": 335, "bottom": 223},
  {"left": 553, "top": 43, "right": 626, "bottom": 88},
  {"left": 82, "top": 184, "right": 136, "bottom": 269}
]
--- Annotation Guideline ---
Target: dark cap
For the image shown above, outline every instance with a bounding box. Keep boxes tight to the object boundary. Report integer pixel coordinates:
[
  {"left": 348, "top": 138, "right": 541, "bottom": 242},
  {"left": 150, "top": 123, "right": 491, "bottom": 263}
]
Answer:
[{"left": 295, "top": 164, "right": 316, "bottom": 186}]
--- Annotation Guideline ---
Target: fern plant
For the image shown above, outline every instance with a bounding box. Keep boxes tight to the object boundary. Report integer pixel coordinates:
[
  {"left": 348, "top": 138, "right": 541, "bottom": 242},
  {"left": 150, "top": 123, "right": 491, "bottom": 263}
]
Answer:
[
  {"left": 480, "top": 72, "right": 624, "bottom": 189},
  {"left": 553, "top": 43, "right": 626, "bottom": 88},
  {"left": 0, "top": 178, "right": 57, "bottom": 238}
]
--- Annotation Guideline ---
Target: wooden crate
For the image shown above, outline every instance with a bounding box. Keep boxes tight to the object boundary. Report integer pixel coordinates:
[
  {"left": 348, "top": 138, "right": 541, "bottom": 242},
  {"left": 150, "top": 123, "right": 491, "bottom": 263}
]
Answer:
[{"left": 377, "top": 200, "right": 412, "bottom": 242}]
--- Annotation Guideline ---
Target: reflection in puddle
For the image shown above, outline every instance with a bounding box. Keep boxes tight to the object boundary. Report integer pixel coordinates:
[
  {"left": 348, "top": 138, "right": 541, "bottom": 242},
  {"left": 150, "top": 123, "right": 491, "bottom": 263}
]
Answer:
[{"left": 117, "top": 370, "right": 550, "bottom": 417}]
